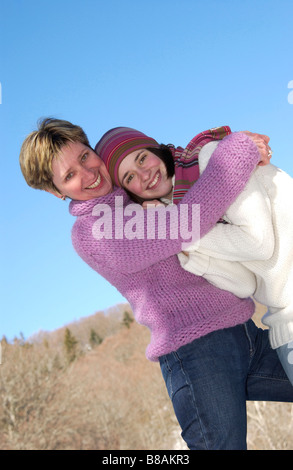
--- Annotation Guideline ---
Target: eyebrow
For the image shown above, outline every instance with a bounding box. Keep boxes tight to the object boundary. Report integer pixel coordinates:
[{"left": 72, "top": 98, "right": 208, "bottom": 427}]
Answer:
[{"left": 121, "top": 150, "right": 144, "bottom": 185}]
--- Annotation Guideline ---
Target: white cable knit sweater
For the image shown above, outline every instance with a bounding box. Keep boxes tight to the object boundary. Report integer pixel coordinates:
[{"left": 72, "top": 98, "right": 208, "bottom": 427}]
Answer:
[{"left": 179, "top": 141, "right": 293, "bottom": 349}]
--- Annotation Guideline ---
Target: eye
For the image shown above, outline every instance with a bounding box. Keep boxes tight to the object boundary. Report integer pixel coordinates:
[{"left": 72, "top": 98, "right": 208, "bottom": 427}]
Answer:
[
  {"left": 126, "top": 174, "right": 134, "bottom": 185},
  {"left": 139, "top": 154, "right": 146, "bottom": 164},
  {"left": 65, "top": 172, "right": 74, "bottom": 181},
  {"left": 81, "top": 152, "right": 88, "bottom": 162}
]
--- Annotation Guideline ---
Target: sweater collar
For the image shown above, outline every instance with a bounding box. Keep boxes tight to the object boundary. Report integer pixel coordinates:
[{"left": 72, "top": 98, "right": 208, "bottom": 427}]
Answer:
[{"left": 69, "top": 187, "right": 127, "bottom": 217}]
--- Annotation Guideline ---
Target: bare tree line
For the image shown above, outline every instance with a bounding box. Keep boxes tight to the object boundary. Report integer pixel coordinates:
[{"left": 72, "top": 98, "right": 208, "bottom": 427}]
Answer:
[{"left": 0, "top": 303, "right": 292, "bottom": 450}]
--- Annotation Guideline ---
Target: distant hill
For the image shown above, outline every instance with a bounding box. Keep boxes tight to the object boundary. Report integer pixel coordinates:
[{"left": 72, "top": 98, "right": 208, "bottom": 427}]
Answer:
[
  {"left": 0, "top": 303, "right": 184, "bottom": 450},
  {"left": 0, "top": 302, "right": 292, "bottom": 450}
]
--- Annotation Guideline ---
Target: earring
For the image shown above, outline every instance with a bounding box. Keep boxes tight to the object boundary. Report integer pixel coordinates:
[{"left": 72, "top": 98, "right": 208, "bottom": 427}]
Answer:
[{"left": 61, "top": 195, "right": 66, "bottom": 201}]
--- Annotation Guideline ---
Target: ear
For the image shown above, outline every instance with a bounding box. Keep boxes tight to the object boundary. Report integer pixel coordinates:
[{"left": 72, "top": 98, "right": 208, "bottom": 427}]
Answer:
[{"left": 45, "top": 189, "right": 65, "bottom": 199}]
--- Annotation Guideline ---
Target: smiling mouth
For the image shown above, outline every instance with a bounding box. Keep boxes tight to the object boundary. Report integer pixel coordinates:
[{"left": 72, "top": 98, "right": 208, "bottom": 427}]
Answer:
[
  {"left": 147, "top": 171, "right": 160, "bottom": 189},
  {"left": 86, "top": 174, "right": 101, "bottom": 189}
]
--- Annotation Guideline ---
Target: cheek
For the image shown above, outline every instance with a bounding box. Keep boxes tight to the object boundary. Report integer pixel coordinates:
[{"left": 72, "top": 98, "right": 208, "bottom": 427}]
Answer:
[
  {"left": 127, "top": 180, "right": 142, "bottom": 196},
  {"left": 104, "top": 171, "right": 113, "bottom": 187},
  {"left": 52, "top": 176, "right": 66, "bottom": 194},
  {"left": 149, "top": 155, "right": 161, "bottom": 167},
  {"left": 129, "top": 180, "right": 140, "bottom": 191}
]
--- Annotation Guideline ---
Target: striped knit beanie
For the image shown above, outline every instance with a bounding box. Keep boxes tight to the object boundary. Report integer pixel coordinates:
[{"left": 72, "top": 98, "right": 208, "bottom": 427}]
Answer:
[{"left": 95, "top": 127, "right": 160, "bottom": 187}]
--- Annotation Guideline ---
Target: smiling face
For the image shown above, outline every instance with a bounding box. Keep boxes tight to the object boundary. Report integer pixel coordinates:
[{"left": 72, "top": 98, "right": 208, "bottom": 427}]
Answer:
[
  {"left": 118, "top": 148, "right": 173, "bottom": 200},
  {"left": 51, "top": 141, "right": 113, "bottom": 200}
]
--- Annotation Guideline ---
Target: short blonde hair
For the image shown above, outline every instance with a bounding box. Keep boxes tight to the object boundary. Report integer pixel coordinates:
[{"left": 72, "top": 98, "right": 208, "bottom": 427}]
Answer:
[{"left": 19, "top": 118, "right": 90, "bottom": 194}]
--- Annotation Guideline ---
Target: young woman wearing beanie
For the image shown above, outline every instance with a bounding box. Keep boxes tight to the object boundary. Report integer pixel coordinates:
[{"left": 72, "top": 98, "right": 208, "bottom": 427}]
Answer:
[
  {"left": 97, "top": 126, "right": 293, "bottom": 388},
  {"left": 19, "top": 119, "right": 293, "bottom": 450}
]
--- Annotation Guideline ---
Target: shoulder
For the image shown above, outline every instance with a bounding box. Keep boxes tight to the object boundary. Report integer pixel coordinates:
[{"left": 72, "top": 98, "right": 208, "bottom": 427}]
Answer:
[{"left": 198, "top": 141, "right": 219, "bottom": 173}]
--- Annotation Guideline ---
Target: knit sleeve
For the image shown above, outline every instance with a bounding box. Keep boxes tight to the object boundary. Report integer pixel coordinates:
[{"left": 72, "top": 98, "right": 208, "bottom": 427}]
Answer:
[
  {"left": 179, "top": 132, "right": 261, "bottom": 239},
  {"left": 81, "top": 132, "right": 261, "bottom": 274}
]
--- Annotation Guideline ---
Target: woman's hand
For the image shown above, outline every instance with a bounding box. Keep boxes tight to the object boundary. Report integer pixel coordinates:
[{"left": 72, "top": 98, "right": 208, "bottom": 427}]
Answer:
[
  {"left": 242, "top": 131, "right": 272, "bottom": 166},
  {"left": 142, "top": 199, "right": 165, "bottom": 209}
]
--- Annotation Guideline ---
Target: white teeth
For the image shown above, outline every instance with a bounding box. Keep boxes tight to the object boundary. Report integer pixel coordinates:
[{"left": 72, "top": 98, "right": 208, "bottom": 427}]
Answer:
[
  {"left": 148, "top": 172, "right": 159, "bottom": 188},
  {"left": 86, "top": 174, "right": 101, "bottom": 189}
]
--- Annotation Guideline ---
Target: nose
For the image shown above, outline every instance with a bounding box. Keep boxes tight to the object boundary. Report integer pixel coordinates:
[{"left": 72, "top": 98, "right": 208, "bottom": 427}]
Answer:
[
  {"left": 139, "top": 167, "right": 151, "bottom": 182},
  {"left": 82, "top": 165, "right": 94, "bottom": 175},
  {"left": 81, "top": 165, "right": 95, "bottom": 183}
]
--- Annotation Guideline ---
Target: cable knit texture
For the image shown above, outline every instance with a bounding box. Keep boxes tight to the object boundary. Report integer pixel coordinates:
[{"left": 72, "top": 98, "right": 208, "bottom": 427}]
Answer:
[{"left": 70, "top": 132, "right": 260, "bottom": 361}]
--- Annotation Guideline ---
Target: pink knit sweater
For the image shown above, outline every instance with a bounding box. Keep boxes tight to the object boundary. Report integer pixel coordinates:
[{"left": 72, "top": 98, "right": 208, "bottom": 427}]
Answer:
[{"left": 70, "top": 133, "right": 260, "bottom": 361}]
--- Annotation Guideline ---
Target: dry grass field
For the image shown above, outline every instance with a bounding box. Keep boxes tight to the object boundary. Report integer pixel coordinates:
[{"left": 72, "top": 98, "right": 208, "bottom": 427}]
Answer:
[
  {"left": 247, "top": 302, "right": 293, "bottom": 450},
  {"left": 0, "top": 302, "right": 292, "bottom": 450}
]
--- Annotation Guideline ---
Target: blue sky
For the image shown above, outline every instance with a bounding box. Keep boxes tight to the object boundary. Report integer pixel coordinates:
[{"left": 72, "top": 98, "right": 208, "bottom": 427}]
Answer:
[{"left": 1, "top": 0, "right": 293, "bottom": 341}]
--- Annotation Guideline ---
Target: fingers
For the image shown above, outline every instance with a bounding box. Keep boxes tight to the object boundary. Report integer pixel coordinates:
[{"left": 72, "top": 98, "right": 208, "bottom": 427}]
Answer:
[
  {"left": 142, "top": 199, "right": 165, "bottom": 209},
  {"left": 243, "top": 131, "right": 270, "bottom": 143},
  {"left": 257, "top": 140, "right": 272, "bottom": 166},
  {"left": 242, "top": 131, "right": 272, "bottom": 166},
  {"left": 262, "top": 134, "right": 270, "bottom": 144}
]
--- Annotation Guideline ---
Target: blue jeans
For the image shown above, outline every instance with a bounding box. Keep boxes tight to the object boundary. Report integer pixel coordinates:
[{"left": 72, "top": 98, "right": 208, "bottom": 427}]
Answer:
[{"left": 159, "top": 320, "right": 293, "bottom": 450}]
